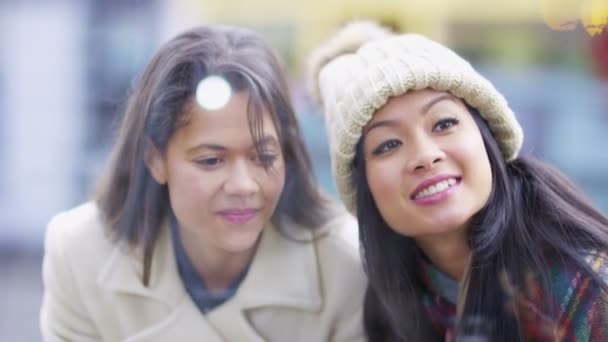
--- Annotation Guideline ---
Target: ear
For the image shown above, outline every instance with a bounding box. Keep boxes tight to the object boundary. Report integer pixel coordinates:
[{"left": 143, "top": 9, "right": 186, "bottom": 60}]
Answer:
[{"left": 144, "top": 142, "right": 168, "bottom": 185}]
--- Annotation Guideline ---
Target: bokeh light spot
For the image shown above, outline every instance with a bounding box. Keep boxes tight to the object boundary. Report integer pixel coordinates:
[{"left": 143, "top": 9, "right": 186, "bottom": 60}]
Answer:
[{"left": 196, "top": 76, "right": 232, "bottom": 111}]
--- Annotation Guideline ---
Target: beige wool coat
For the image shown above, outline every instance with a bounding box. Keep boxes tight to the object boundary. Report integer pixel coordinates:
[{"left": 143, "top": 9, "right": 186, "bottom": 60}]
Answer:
[{"left": 40, "top": 202, "right": 367, "bottom": 342}]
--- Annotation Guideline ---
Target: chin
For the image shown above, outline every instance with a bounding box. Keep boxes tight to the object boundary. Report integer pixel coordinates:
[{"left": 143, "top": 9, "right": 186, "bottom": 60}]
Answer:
[
  {"left": 401, "top": 216, "right": 469, "bottom": 238},
  {"left": 222, "top": 232, "right": 263, "bottom": 254},
  {"left": 219, "top": 242, "right": 257, "bottom": 255}
]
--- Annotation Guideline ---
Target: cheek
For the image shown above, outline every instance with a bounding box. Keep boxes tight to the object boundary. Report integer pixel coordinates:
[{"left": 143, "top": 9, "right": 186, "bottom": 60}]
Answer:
[
  {"left": 366, "top": 161, "right": 403, "bottom": 207},
  {"left": 259, "top": 160, "right": 286, "bottom": 201},
  {"left": 167, "top": 163, "right": 217, "bottom": 211},
  {"left": 453, "top": 133, "right": 493, "bottom": 197},
  {"left": 475, "top": 147, "right": 493, "bottom": 200}
]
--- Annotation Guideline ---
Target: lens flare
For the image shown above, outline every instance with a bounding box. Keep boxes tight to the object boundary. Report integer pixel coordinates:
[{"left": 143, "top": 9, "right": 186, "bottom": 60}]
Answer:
[{"left": 196, "top": 76, "right": 232, "bottom": 111}]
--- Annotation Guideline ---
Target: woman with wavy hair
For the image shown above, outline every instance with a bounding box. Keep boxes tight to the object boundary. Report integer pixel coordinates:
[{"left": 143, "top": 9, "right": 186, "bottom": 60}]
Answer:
[
  {"left": 308, "top": 20, "right": 608, "bottom": 341},
  {"left": 40, "top": 24, "right": 366, "bottom": 341}
]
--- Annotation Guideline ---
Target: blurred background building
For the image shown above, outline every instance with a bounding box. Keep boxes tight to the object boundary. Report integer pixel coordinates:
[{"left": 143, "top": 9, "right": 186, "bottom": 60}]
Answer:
[{"left": 1, "top": 0, "right": 606, "bottom": 340}]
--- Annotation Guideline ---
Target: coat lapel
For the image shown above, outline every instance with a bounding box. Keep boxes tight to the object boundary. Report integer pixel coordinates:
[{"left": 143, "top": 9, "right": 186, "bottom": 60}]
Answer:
[
  {"left": 97, "top": 223, "right": 182, "bottom": 308},
  {"left": 204, "top": 221, "right": 323, "bottom": 341},
  {"left": 96, "top": 219, "right": 323, "bottom": 341},
  {"left": 234, "top": 221, "right": 322, "bottom": 311},
  {"left": 96, "top": 224, "right": 228, "bottom": 341},
  {"left": 124, "top": 299, "right": 226, "bottom": 342}
]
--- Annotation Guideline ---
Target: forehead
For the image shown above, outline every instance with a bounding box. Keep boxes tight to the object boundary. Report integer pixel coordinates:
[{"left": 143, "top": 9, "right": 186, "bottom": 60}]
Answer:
[
  {"left": 371, "top": 89, "right": 465, "bottom": 122},
  {"left": 175, "top": 91, "right": 278, "bottom": 146}
]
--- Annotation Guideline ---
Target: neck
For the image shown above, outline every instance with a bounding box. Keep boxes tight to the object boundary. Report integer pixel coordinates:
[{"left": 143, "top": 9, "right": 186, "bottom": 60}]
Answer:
[
  {"left": 178, "top": 228, "right": 258, "bottom": 294},
  {"left": 415, "top": 228, "right": 470, "bottom": 281}
]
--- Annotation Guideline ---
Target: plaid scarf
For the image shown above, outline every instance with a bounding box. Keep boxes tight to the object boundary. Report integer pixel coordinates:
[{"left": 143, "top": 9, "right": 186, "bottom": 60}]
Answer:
[{"left": 420, "top": 253, "right": 608, "bottom": 341}]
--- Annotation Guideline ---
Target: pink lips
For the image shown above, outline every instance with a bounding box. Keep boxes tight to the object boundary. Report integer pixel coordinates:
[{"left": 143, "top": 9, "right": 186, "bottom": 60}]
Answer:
[
  {"left": 410, "top": 174, "right": 461, "bottom": 206},
  {"left": 218, "top": 209, "right": 258, "bottom": 224}
]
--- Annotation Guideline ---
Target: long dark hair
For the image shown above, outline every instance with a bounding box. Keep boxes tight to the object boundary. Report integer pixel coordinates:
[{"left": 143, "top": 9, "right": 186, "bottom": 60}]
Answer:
[
  {"left": 94, "top": 25, "right": 329, "bottom": 285},
  {"left": 355, "top": 106, "right": 608, "bottom": 341}
]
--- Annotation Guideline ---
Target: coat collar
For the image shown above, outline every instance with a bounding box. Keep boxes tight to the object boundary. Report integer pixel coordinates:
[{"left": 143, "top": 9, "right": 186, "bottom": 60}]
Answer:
[
  {"left": 97, "top": 219, "right": 322, "bottom": 312},
  {"left": 235, "top": 220, "right": 322, "bottom": 311}
]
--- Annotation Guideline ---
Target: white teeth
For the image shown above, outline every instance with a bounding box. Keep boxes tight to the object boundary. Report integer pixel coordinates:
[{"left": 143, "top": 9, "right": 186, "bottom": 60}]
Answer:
[{"left": 414, "top": 178, "right": 458, "bottom": 199}]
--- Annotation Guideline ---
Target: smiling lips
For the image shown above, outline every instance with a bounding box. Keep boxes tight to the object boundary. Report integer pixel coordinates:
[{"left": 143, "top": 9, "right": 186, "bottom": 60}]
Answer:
[
  {"left": 218, "top": 208, "right": 258, "bottom": 224},
  {"left": 411, "top": 175, "right": 461, "bottom": 203}
]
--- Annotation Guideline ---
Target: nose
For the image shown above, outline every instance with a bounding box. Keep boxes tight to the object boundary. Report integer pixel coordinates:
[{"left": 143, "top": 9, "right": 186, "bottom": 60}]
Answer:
[
  {"left": 223, "top": 160, "right": 258, "bottom": 197},
  {"left": 405, "top": 137, "right": 445, "bottom": 173}
]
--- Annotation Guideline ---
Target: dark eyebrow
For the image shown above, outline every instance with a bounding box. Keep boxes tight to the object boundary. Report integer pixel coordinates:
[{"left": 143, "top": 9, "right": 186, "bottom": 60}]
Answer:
[
  {"left": 363, "top": 119, "right": 399, "bottom": 137},
  {"left": 363, "top": 94, "right": 459, "bottom": 137},
  {"left": 421, "top": 94, "right": 458, "bottom": 114},
  {"left": 187, "top": 143, "right": 226, "bottom": 153},
  {"left": 187, "top": 135, "right": 279, "bottom": 154},
  {"left": 254, "top": 135, "right": 280, "bottom": 149}
]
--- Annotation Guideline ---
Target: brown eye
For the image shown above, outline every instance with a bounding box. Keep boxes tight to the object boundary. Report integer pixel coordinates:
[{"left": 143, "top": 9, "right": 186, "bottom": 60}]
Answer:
[
  {"left": 253, "top": 153, "right": 277, "bottom": 166},
  {"left": 372, "top": 139, "right": 402, "bottom": 155},
  {"left": 433, "top": 118, "right": 459, "bottom": 132},
  {"left": 196, "top": 157, "right": 223, "bottom": 168}
]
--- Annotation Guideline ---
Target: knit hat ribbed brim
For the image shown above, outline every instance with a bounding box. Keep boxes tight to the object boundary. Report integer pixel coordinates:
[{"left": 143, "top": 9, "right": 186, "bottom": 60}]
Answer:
[{"left": 307, "top": 20, "right": 523, "bottom": 215}]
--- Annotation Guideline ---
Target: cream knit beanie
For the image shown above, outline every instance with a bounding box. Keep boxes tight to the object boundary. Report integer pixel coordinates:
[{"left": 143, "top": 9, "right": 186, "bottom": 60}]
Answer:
[{"left": 307, "top": 20, "right": 523, "bottom": 215}]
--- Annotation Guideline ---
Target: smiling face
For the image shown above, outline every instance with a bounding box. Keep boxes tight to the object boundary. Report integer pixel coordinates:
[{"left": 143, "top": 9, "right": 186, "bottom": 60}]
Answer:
[
  {"left": 147, "top": 90, "right": 285, "bottom": 257},
  {"left": 362, "top": 89, "right": 492, "bottom": 239}
]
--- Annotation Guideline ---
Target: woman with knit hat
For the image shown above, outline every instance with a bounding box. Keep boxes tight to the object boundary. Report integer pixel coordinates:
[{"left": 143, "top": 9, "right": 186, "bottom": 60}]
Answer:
[{"left": 308, "top": 20, "right": 608, "bottom": 341}]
